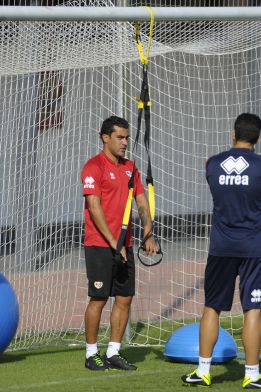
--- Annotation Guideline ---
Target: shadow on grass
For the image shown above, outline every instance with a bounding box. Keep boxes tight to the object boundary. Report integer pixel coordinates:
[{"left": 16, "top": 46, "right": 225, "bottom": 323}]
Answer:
[
  {"left": 0, "top": 352, "right": 26, "bottom": 363},
  {"left": 120, "top": 346, "right": 164, "bottom": 365},
  {"left": 24, "top": 345, "right": 84, "bottom": 357},
  {"left": 0, "top": 345, "right": 164, "bottom": 368},
  {"left": 212, "top": 359, "right": 244, "bottom": 384},
  {"left": 1, "top": 345, "right": 85, "bottom": 364}
]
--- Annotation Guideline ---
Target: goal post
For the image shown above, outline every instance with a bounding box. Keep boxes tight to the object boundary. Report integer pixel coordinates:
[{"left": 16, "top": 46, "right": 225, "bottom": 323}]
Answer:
[
  {"left": 1, "top": 4, "right": 261, "bottom": 351},
  {"left": 1, "top": 6, "right": 261, "bottom": 21}
]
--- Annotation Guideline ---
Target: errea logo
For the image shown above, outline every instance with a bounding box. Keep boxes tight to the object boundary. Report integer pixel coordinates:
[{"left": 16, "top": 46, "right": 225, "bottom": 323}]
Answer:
[
  {"left": 219, "top": 156, "right": 249, "bottom": 186},
  {"left": 221, "top": 156, "right": 249, "bottom": 174},
  {"left": 84, "top": 176, "right": 95, "bottom": 189},
  {"left": 251, "top": 289, "right": 261, "bottom": 303}
]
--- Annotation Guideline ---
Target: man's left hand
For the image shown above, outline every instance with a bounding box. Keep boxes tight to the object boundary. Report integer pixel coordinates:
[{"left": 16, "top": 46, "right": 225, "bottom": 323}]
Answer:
[{"left": 143, "top": 235, "right": 159, "bottom": 256}]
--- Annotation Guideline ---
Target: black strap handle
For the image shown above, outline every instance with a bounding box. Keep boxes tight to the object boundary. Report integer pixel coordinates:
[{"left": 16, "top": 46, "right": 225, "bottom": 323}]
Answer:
[{"left": 137, "top": 231, "right": 163, "bottom": 267}]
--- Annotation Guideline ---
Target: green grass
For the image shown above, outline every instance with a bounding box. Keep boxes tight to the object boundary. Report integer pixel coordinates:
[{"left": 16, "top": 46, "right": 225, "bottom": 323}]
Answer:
[
  {"left": 1, "top": 318, "right": 247, "bottom": 391},
  {"left": 34, "top": 317, "right": 244, "bottom": 348},
  {"left": 0, "top": 345, "right": 246, "bottom": 392}
]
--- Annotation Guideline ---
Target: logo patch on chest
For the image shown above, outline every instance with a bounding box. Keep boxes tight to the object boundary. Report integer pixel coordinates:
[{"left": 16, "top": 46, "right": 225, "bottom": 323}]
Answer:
[
  {"left": 125, "top": 170, "right": 132, "bottom": 178},
  {"left": 109, "top": 172, "right": 116, "bottom": 180}
]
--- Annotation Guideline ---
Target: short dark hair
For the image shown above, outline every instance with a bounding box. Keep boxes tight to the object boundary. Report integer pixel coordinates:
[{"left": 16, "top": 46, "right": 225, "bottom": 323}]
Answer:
[
  {"left": 100, "top": 116, "right": 129, "bottom": 139},
  {"left": 234, "top": 113, "right": 261, "bottom": 144}
]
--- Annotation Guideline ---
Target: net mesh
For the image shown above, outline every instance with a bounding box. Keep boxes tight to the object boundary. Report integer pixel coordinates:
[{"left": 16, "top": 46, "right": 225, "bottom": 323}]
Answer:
[{"left": 1, "top": 1, "right": 260, "bottom": 350}]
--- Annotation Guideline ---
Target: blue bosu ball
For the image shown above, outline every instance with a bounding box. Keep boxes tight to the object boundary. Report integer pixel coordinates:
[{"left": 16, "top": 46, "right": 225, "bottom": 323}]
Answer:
[
  {"left": 0, "top": 273, "right": 19, "bottom": 353},
  {"left": 164, "top": 322, "right": 237, "bottom": 363}
]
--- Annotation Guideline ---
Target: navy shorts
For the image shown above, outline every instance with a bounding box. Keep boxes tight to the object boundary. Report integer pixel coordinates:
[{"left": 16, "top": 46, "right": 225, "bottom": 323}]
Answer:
[
  {"left": 84, "top": 246, "right": 135, "bottom": 298},
  {"left": 205, "top": 255, "right": 261, "bottom": 311}
]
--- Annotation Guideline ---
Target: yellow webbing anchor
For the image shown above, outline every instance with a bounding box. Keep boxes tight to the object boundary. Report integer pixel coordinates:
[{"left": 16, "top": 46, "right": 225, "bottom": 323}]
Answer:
[{"left": 134, "top": 7, "right": 155, "bottom": 65}]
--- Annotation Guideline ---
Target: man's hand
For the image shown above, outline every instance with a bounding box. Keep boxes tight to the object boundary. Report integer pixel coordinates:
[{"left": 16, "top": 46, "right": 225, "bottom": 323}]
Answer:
[
  {"left": 109, "top": 239, "right": 127, "bottom": 262},
  {"left": 142, "top": 234, "right": 159, "bottom": 256},
  {"left": 120, "top": 246, "right": 127, "bottom": 262}
]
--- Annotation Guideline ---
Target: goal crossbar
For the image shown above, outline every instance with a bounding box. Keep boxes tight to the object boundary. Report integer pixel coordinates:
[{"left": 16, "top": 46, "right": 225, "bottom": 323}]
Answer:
[{"left": 1, "top": 6, "right": 261, "bottom": 22}]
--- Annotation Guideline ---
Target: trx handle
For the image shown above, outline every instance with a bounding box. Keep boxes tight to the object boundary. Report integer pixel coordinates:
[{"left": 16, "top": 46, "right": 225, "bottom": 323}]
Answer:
[{"left": 137, "top": 230, "right": 163, "bottom": 267}]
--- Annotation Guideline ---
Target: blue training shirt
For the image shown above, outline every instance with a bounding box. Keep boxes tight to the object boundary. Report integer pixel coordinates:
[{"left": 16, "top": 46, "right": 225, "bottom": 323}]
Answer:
[{"left": 206, "top": 147, "right": 261, "bottom": 257}]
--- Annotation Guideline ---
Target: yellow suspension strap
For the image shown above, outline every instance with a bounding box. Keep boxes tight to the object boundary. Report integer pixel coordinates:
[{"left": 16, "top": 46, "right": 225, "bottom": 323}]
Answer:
[
  {"left": 134, "top": 11, "right": 162, "bottom": 267},
  {"left": 115, "top": 8, "right": 155, "bottom": 263},
  {"left": 115, "top": 8, "right": 162, "bottom": 266},
  {"left": 133, "top": 7, "right": 155, "bottom": 220}
]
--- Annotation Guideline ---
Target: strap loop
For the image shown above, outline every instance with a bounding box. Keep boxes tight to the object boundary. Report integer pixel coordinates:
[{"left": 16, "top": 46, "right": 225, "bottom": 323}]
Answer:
[{"left": 134, "top": 7, "right": 154, "bottom": 65}]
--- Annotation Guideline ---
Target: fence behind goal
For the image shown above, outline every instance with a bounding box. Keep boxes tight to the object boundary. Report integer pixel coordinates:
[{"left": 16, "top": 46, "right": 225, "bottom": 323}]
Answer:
[{"left": 1, "top": 2, "right": 261, "bottom": 350}]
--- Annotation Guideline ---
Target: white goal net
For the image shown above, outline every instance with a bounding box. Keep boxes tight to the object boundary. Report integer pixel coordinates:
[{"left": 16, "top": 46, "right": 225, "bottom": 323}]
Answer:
[{"left": 1, "top": 1, "right": 261, "bottom": 350}]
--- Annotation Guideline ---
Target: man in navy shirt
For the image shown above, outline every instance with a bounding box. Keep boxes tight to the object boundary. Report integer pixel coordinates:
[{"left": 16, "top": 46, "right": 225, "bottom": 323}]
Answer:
[{"left": 182, "top": 113, "right": 261, "bottom": 389}]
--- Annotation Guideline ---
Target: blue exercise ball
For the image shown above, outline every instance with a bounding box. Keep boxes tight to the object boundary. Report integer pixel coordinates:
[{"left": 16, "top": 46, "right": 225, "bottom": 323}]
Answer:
[
  {"left": 164, "top": 322, "right": 237, "bottom": 363},
  {"left": 0, "top": 273, "right": 19, "bottom": 352}
]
